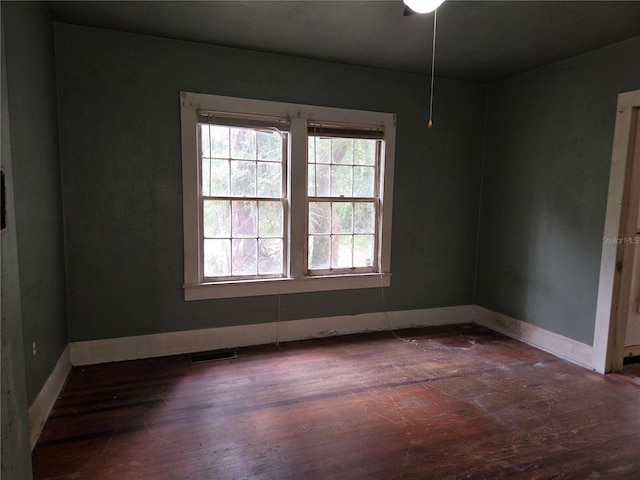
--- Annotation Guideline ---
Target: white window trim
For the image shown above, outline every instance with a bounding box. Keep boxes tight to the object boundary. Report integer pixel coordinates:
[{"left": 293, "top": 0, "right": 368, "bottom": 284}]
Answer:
[{"left": 180, "top": 91, "right": 395, "bottom": 300}]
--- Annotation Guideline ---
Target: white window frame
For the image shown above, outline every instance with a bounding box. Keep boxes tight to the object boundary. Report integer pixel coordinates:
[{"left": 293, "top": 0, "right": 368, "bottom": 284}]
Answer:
[{"left": 181, "top": 91, "right": 395, "bottom": 300}]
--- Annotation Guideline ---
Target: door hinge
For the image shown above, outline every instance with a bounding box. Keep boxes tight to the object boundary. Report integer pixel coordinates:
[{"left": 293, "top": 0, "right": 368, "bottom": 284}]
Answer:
[{"left": 616, "top": 260, "right": 623, "bottom": 273}]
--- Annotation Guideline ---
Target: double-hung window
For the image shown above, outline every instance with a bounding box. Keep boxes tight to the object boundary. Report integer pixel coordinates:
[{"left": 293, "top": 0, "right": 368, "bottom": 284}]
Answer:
[
  {"left": 181, "top": 92, "right": 395, "bottom": 300},
  {"left": 199, "top": 114, "right": 289, "bottom": 280},
  {"left": 307, "top": 124, "right": 382, "bottom": 275}
]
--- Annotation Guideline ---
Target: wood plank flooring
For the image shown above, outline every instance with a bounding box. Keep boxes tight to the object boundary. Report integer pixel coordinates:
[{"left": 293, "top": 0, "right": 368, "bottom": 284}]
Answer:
[
  {"left": 32, "top": 324, "right": 640, "bottom": 479},
  {"left": 616, "top": 361, "right": 640, "bottom": 387}
]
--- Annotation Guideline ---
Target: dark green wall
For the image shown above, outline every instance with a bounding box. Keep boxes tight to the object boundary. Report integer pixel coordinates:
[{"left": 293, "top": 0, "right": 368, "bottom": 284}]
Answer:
[
  {"left": 1, "top": 2, "right": 63, "bottom": 478},
  {"left": 54, "top": 24, "right": 486, "bottom": 342},
  {"left": 476, "top": 37, "right": 640, "bottom": 345},
  {"left": 3, "top": 1, "right": 68, "bottom": 406},
  {"left": 1, "top": 66, "right": 34, "bottom": 476}
]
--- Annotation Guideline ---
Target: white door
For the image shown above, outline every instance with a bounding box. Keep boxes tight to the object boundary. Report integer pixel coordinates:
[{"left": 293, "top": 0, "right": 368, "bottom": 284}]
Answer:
[
  {"left": 624, "top": 205, "right": 640, "bottom": 357},
  {"left": 592, "top": 90, "right": 640, "bottom": 373}
]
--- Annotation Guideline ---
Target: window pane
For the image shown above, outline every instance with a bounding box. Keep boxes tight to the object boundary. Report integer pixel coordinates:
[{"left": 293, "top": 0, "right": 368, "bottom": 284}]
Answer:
[
  {"left": 309, "top": 202, "right": 330, "bottom": 234},
  {"left": 204, "top": 239, "right": 230, "bottom": 277},
  {"left": 232, "top": 239, "right": 257, "bottom": 275},
  {"left": 200, "top": 123, "right": 229, "bottom": 158},
  {"left": 203, "top": 200, "right": 231, "bottom": 238},
  {"left": 257, "top": 131, "right": 281, "bottom": 161},
  {"left": 200, "top": 125, "right": 211, "bottom": 158},
  {"left": 354, "top": 139, "right": 376, "bottom": 165},
  {"left": 210, "top": 159, "right": 230, "bottom": 196},
  {"left": 354, "top": 235, "right": 375, "bottom": 267},
  {"left": 201, "top": 125, "right": 230, "bottom": 159},
  {"left": 331, "top": 235, "right": 353, "bottom": 269},
  {"left": 309, "top": 235, "right": 330, "bottom": 269},
  {"left": 202, "top": 157, "right": 211, "bottom": 196},
  {"left": 211, "top": 126, "right": 230, "bottom": 158},
  {"left": 230, "top": 127, "right": 256, "bottom": 160},
  {"left": 230, "top": 160, "right": 256, "bottom": 196},
  {"left": 308, "top": 137, "right": 331, "bottom": 164},
  {"left": 259, "top": 201, "right": 283, "bottom": 237},
  {"left": 309, "top": 164, "right": 330, "bottom": 197},
  {"left": 259, "top": 238, "right": 283, "bottom": 274},
  {"left": 231, "top": 200, "right": 257, "bottom": 237},
  {"left": 308, "top": 164, "right": 315, "bottom": 196},
  {"left": 331, "top": 165, "right": 353, "bottom": 197},
  {"left": 332, "top": 202, "right": 353, "bottom": 234},
  {"left": 257, "top": 162, "right": 281, "bottom": 198},
  {"left": 353, "top": 166, "right": 374, "bottom": 197},
  {"left": 331, "top": 138, "right": 353, "bottom": 165},
  {"left": 354, "top": 202, "right": 375, "bottom": 233}
]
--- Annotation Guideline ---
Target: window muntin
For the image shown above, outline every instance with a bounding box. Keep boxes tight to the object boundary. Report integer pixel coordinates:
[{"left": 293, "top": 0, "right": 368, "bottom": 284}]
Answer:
[{"left": 199, "top": 119, "right": 288, "bottom": 280}]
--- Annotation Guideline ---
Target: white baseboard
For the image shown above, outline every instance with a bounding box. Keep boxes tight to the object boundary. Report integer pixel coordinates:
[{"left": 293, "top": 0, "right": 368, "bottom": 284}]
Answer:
[
  {"left": 624, "top": 346, "right": 640, "bottom": 358},
  {"left": 32, "top": 304, "right": 600, "bottom": 451},
  {"left": 28, "top": 344, "right": 71, "bottom": 450},
  {"left": 473, "top": 306, "right": 594, "bottom": 369},
  {"left": 70, "top": 305, "right": 474, "bottom": 366}
]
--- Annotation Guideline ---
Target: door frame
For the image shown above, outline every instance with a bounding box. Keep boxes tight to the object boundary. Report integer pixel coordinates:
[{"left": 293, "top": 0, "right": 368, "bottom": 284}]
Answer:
[{"left": 593, "top": 89, "right": 640, "bottom": 374}]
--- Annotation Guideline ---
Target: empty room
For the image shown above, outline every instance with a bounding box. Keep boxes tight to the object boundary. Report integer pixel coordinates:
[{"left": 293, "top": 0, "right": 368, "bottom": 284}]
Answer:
[{"left": 2, "top": 1, "right": 640, "bottom": 478}]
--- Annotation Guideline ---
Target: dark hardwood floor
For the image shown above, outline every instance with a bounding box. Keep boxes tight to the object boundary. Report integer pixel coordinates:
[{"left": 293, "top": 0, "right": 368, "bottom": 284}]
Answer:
[
  {"left": 618, "top": 360, "right": 640, "bottom": 387},
  {"left": 33, "top": 324, "right": 640, "bottom": 479}
]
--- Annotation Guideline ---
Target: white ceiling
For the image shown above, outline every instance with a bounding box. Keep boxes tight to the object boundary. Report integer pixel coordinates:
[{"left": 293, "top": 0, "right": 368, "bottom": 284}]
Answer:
[{"left": 47, "top": 1, "right": 640, "bottom": 82}]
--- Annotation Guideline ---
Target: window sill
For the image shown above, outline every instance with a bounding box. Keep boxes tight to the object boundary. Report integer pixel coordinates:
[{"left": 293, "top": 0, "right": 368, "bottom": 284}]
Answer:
[{"left": 183, "top": 273, "right": 391, "bottom": 301}]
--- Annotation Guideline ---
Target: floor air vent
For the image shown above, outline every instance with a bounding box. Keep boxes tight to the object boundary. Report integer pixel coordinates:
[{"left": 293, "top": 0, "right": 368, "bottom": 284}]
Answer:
[{"left": 190, "top": 350, "right": 238, "bottom": 363}]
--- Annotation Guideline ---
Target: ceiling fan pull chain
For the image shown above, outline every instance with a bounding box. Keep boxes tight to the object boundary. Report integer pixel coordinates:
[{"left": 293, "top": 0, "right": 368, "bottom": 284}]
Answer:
[{"left": 428, "top": 8, "right": 437, "bottom": 128}]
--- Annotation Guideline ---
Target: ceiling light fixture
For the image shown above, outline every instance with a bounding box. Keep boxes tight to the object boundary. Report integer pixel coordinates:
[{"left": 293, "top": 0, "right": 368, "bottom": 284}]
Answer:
[{"left": 403, "top": 0, "right": 445, "bottom": 14}]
